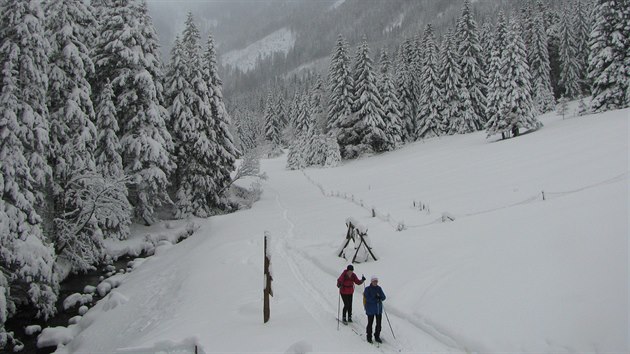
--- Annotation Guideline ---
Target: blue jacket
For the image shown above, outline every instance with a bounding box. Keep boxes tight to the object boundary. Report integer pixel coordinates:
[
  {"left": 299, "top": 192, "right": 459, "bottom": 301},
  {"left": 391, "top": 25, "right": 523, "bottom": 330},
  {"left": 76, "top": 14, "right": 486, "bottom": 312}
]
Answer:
[{"left": 363, "top": 285, "right": 386, "bottom": 315}]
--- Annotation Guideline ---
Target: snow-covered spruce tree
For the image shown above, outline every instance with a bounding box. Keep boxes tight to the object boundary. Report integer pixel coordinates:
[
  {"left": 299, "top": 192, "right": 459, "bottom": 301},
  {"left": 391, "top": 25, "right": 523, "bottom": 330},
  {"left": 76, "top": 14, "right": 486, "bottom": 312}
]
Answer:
[
  {"left": 558, "top": 6, "right": 582, "bottom": 99},
  {"left": 557, "top": 95, "right": 570, "bottom": 119},
  {"left": 545, "top": 7, "right": 563, "bottom": 98},
  {"left": 394, "top": 44, "right": 417, "bottom": 142},
  {"left": 275, "top": 95, "right": 288, "bottom": 131},
  {"left": 94, "top": 80, "right": 132, "bottom": 240},
  {"left": 203, "top": 33, "right": 239, "bottom": 206},
  {"left": 411, "top": 32, "right": 425, "bottom": 105},
  {"left": 46, "top": 0, "right": 122, "bottom": 271},
  {"left": 528, "top": 9, "right": 556, "bottom": 113},
  {"left": 264, "top": 91, "right": 282, "bottom": 148},
  {"left": 487, "top": 19, "right": 541, "bottom": 139},
  {"left": 574, "top": 0, "right": 593, "bottom": 94},
  {"left": 235, "top": 108, "right": 264, "bottom": 153},
  {"left": 169, "top": 13, "right": 219, "bottom": 218},
  {"left": 322, "top": 133, "right": 342, "bottom": 167},
  {"left": 294, "top": 93, "right": 313, "bottom": 136},
  {"left": 439, "top": 30, "right": 467, "bottom": 135},
  {"left": 456, "top": 0, "right": 487, "bottom": 130},
  {"left": 287, "top": 128, "right": 341, "bottom": 170},
  {"left": 326, "top": 34, "right": 354, "bottom": 133},
  {"left": 0, "top": 0, "right": 51, "bottom": 204},
  {"left": 286, "top": 130, "right": 308, "bottom": 170},
  {"left": 588, "top": 0, "right": 629, "bottom": 112},
  {"left": 416, "top": 24, "right": 443, "bottom": 140},
  {"left": 0, "top": 0, "right": 58, "bottom": 340},
  {"left": 479, "top": 19, "right": 494, "bottom": 79},
  {"left": 310, "top": 76, "right": 328, "bottom": 132},
  {"left": 485, "top": 11, "right": 509, "bottom": 138},
  {"left": 378, "top": 50, "right": 404, "bottom": 149},
  {"left": 92, "top": 0, "right": 175, "bottom": 225},
  {"left": 287, "top": 91, "right": 300, "bottom": 128},
  {"left": 351, "top": 38, "right": 388, "bottom": 154}
]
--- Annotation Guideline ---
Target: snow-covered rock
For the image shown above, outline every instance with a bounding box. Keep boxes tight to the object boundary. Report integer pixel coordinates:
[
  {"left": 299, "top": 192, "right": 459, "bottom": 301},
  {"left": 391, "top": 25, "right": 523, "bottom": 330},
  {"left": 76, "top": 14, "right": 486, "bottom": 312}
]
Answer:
[
  {"left": 24, "top": 325, "right": 41, "bottom": 336},
  {"left": 63, "top": 293, "right": 93, "bottom": 310},
  {"left": 37, "top": 325, "right": 76, "bottom": 349},
  {"left": 78, "top": 306, "right": 89, "bottom": 316},
  {"left": 83, "top": 285, "right": 96, "bottom": 294}
]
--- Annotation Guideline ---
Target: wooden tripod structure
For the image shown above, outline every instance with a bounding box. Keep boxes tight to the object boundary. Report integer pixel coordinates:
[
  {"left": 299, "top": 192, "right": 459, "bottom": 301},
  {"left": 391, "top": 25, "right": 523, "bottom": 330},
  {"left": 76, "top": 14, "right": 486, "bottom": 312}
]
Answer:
[{"left": 337, "top": 220, "right": 377, "bottom": 263}]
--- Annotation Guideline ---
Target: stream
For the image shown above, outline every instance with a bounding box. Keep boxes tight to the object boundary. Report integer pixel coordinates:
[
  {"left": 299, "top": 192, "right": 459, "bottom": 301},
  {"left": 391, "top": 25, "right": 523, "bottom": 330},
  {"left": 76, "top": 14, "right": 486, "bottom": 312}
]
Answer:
[{"left": 3, "top": 255, "right": 141, "bottom": 354}]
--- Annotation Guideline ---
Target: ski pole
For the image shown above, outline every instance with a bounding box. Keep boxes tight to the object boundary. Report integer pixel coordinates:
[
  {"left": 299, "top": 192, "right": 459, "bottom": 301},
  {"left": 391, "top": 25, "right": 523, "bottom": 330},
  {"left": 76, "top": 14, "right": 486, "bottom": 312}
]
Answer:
[
  {"left": 381, "top": 301, "right": 396, "bottom": 339},
  {"left": 337, "top": 293, "right": 341, "bottom": 331}
]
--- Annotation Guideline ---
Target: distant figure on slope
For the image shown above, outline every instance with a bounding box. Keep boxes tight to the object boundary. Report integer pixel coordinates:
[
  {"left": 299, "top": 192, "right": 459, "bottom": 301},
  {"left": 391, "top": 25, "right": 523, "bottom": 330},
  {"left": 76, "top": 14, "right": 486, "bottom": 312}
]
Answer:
[
  {"left": 363, "top": 275, "right": 386, "bottom": 343},
  {"left": 337, "top": 264, "right": 366, "bottom": 323}
]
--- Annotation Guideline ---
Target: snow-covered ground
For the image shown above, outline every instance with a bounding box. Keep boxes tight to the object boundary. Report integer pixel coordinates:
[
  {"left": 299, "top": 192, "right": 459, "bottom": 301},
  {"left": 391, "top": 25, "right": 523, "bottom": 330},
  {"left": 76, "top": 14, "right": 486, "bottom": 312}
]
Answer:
[
  {"left": 329, "top": 0, "right": 346, "bottom": 11},
  {"left": 49, "top": 106, "right": 628, "bottom": 353},
  {"left": 221, "top": 28, "right": 295, "bottom": 73}
]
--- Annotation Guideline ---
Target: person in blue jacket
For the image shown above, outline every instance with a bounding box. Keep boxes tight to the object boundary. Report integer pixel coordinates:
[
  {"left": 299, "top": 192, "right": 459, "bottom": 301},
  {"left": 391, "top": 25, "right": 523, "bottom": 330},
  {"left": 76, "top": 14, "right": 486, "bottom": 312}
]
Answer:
[{"left": 363, "top": 275, "right": 386, "bottom": 343}]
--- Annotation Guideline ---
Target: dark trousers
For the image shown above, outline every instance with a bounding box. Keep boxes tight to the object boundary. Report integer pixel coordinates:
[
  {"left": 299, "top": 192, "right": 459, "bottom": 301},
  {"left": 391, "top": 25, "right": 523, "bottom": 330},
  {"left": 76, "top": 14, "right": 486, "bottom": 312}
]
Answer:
[
  {"left": 341, "top": 294, "right": 353, "bottom": 319},
  {"left": 366, "top": 314, "right": 382, "bottom": 340}
]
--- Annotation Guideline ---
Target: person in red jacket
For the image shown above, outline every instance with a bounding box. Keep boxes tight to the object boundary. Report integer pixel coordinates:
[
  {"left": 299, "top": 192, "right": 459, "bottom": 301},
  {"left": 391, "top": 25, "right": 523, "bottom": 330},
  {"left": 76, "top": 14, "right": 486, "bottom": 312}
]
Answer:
[{"left": 337, "top": 264, "right": 366, "bottom": 323}]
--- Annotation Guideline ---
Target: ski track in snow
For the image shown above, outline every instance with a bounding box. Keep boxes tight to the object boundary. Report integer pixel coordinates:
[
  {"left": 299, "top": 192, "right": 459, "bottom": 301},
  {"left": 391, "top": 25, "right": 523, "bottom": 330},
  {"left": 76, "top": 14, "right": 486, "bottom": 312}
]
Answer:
[
  {"left": 270, "top": 187, "right": 340, "bottom": 326},
  {"left": 270, "top": 185, "right": 403, "bottom": 353},
  {"left": 267, "top": 179, "right": 468, "bottom": 353}
]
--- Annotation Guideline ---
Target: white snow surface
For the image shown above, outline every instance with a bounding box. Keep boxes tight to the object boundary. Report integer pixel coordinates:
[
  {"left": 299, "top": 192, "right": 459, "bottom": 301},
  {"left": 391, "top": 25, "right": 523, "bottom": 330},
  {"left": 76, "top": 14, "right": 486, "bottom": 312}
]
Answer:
[
  {"left": 221, "top": 28, "right": 295, "bottom": 73},
  {"left": 329, "top": 0, "right": 346, "bottom": 10},
  {"left": 54, "top": 106, "right": 628, "bottom": 353}
]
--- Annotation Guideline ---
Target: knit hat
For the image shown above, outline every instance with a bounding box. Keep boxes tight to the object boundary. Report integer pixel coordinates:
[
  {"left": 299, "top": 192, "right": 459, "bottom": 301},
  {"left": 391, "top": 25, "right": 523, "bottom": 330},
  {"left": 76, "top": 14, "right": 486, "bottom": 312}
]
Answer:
[
  {"left": 370, "top": 275, "right": 378, "bottom": 282},
  {"left": 347, "top": 264, "right": 354, "bottom": 271}
]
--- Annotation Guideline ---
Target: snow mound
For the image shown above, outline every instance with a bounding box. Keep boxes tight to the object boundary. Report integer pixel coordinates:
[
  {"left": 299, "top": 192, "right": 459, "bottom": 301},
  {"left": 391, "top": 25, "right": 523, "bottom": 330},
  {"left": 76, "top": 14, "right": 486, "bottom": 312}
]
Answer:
[
  {"left": 63, "top": 293, "right": 93, "bottom": 310},
  {"left": 221, "top": 28, "right": 295, "bottom": 73},
  {"left": 115, "top": 337, "right": 204, "bottom": 354},
  {"left": 127, "top": 257, "right": 146, "bottom": 271},
  {"left": 284, "top": 340, "right": 313, "bottom": 354},
  {"left": 97, "top": 273, "right": 126, "bottom": 296},
  {"left": 37, "top": 325, "right": 77, "bottom": 349},
  {"left": 103, "top": 290, "right": 128, "bottom": 312}
]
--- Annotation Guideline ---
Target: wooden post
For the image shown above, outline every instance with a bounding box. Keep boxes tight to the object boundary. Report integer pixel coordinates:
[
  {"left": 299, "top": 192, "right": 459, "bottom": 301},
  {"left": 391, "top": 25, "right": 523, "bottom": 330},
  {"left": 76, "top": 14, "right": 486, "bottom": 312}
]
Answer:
[
  {"left": 337, "top": 222, "right": 355, "bottom": 257},
  {"left": 264, "top": 232, "right": 273, "bottom": 323},
  {"left": 352, "top": 230, "right": 378, "bottom": 263}
]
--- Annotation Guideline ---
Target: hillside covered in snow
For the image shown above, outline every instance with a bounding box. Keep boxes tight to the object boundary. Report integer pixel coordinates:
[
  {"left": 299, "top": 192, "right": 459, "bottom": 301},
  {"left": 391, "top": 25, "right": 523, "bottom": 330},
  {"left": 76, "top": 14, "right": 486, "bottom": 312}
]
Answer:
[{"left": 47, "top": 106, "right": 628, "bottom": 354}]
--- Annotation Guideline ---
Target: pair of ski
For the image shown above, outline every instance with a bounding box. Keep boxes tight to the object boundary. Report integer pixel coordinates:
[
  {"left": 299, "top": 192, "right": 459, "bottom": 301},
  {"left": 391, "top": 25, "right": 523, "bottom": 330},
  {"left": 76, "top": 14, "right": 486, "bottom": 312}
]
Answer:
[{"left": 336, "top": 317, "right": 385, "bottom": 348}]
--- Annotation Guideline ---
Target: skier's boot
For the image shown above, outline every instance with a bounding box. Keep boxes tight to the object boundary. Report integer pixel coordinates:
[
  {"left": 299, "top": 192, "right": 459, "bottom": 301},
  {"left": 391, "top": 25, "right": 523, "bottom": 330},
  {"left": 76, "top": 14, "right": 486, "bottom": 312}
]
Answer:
[
  {"left": 347, "top": 315, "right": 353, "bottom": 323},
  {"left": 367, "top": 336, "right": 372, "bottom": 344},
  {"left": 342, "top": 317, "right": 347, "bottom": 324},
  {"left": 375, "top": 336, "right": 382, "bottom": 343}
]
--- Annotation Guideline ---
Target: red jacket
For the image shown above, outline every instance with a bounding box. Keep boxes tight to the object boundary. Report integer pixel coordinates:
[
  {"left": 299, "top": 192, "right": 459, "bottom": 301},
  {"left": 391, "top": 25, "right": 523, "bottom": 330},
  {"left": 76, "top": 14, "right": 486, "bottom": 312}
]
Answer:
[{"left": 337, "top": 271, "right": 364, "bottom": 295}]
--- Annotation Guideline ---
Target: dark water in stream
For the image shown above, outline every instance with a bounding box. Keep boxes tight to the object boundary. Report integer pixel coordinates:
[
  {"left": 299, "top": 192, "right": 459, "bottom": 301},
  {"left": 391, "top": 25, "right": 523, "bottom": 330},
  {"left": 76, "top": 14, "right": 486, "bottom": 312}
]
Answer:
[{"left": 3, "top": 256, "right": 139, "bottom": 354}]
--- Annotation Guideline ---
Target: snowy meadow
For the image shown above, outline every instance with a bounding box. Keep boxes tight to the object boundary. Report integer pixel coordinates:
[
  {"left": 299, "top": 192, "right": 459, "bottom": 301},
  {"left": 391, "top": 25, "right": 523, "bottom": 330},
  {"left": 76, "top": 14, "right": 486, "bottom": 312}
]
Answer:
[
  {"left": 42, "top": 105, "right": 628, "bottom": 353},
  {"left": 2, "top": 0, "right": 629, "bottom": 352}
]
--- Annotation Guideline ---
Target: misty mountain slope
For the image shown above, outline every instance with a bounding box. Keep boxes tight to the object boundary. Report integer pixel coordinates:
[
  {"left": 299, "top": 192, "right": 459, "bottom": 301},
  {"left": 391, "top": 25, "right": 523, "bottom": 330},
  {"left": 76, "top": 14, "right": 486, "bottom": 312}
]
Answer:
[
  {"left": 51, "top": 106, "right": 628, "bottom": 353},
  {"left": 149, "top": 0, "right": 506, "bottom": 74},
  {"left": 222, "top": 28, "right": 296, "bottom": 73}
]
